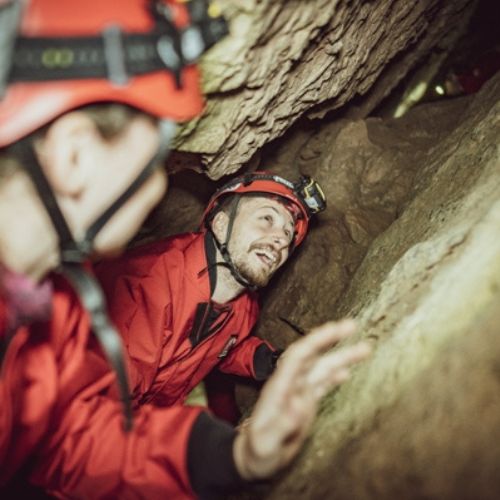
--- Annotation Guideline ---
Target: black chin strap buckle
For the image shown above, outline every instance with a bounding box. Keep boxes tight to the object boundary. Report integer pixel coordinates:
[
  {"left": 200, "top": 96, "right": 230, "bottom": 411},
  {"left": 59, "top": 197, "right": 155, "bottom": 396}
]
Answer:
[{"left": 60, "top": 239, "right": 94, "bottom": 264}]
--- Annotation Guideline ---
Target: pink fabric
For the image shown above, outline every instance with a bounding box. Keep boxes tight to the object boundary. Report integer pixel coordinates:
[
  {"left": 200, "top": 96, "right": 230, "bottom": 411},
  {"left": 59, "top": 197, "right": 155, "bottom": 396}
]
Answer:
[{"left": 0, "top": 265, "right": 52, "bottom": 332}]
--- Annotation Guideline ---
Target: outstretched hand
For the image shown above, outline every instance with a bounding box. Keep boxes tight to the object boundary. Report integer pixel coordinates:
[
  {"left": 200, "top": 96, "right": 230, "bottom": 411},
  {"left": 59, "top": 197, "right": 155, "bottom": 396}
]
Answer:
[{"left": 233, "top": 319, "right": 371, "bottom": 481}]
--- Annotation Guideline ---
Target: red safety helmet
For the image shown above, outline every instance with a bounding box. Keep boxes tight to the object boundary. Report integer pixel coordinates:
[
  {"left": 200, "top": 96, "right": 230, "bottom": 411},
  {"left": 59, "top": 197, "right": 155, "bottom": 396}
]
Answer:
[
  {"left": 0, "top": 0, "right": 223, "bottom": 147},
  {"left": 202, "top": 171, "right": 326, "bottom": 247}
]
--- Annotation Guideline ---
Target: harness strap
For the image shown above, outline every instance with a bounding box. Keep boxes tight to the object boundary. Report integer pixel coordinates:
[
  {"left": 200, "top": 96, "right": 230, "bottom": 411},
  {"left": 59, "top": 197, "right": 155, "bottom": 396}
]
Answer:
[
  {"left": 209, "top": 196, "right": 258, "bottom": 292},
  {"left": 84, "top": 119, "right": 176, "bottom": 244},
  {"left": 11, "top": 139, "right": 81, "bottom": 258},
  {"left": 7, "top": 0, "right": 229, "bottom": 89},
  {"left": 63, "top": 264, "right": 133, "bottom": 431},
  {"left": 10, "top": 122, "right": 175, "bottom": 432},
  {"left": 10, "top": 29, "right": 182, "bottom": 86}
]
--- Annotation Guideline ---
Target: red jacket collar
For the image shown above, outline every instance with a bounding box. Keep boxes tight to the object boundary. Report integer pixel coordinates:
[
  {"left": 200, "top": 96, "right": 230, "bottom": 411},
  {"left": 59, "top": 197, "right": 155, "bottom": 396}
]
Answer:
[{"left": 181, "top": 231, "right": 256, "bottom": 305}]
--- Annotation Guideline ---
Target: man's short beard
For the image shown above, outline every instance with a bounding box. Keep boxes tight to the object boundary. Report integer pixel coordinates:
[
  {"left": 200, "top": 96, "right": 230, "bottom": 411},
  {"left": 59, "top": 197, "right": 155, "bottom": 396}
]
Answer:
[
  {"left": 235, "top": 258, "right": 271, "bottom": 288},
  {"left": 229, "top": 246, "right": 272, "bottom": 288}
]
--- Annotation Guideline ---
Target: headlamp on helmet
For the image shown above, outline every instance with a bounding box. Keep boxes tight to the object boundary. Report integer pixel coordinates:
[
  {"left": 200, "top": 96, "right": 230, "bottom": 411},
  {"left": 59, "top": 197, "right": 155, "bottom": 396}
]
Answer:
[
  {"left": 202, "top": 171, "right": 327, "bottom": 249},
  {"left": 294, "top": 175, "right": 327, "bottom": 216}
]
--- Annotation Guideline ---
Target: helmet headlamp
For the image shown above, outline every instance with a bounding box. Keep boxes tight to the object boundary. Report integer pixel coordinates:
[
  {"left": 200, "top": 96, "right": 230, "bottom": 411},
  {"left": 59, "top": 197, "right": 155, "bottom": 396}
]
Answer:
[{"left": 294, "top": 175, "right": 327, "bottom": 216}]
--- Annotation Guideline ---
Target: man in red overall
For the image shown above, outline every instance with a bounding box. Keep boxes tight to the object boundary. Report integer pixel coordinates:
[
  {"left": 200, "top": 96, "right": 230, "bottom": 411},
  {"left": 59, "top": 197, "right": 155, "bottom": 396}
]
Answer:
[{"left": 97, "top": 172, "right": 372, "bottom": 496}]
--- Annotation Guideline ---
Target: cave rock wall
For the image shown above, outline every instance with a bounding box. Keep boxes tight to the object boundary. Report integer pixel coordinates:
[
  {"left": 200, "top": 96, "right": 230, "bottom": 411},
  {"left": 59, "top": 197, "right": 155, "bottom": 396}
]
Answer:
[
  {"left": 174, "top": 0, "right": 475, "bottom": 179},
  {"left": 253, "top": 68, "right": 500, "bottom": 500},
  {"left": 142, "top": 3, "right": 499, "bottom": 497},
  {"left": 152, "top": 56, "right": 500, "bottom": 500}
]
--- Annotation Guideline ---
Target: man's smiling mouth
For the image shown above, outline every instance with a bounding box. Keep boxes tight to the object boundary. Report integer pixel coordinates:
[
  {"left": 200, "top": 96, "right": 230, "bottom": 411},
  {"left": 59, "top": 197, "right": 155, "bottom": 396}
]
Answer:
[{"left": 254, "top": 247, "right": 279, "bottom": 269}]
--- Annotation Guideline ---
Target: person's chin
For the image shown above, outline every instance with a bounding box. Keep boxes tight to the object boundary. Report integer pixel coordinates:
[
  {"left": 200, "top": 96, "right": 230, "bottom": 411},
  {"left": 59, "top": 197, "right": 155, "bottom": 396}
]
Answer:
[
  {"left": 237, "top": 266, "right": 264, "bottom": 288},
  {"left": 248, "top": 268, "right": 272, "bottom": 288}
]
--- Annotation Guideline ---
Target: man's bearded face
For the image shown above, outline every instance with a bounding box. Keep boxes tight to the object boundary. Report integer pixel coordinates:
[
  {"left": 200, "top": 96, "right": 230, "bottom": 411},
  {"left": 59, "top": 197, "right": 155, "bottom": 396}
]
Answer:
[{"left": 227, "top": 196, "right": 295, "bottom": 288}]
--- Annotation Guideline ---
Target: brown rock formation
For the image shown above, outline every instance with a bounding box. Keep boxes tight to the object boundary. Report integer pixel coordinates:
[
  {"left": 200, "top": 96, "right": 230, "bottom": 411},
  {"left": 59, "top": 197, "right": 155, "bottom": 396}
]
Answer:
[
  {"left": 174, "top": 0, "right": 476, "bottom": 179},
  {"left": 141, "top": 58, "right": 500, "bottom": 500},
  {"left": 250, "top": 69, "right": 500, "bottom": 500}
]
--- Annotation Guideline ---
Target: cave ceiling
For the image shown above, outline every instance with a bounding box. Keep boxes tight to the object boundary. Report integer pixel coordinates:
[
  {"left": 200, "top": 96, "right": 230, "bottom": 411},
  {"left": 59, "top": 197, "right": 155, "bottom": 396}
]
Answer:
[{"left": 172, "top": 0, "right": 478, "bottom": 179}]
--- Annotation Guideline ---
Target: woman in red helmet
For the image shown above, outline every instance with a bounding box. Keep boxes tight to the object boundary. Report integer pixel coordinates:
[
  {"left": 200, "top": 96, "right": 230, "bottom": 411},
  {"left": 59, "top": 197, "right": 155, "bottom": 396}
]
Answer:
[{"left": 0, "top": 0, "right": 232, "bottom": 497}]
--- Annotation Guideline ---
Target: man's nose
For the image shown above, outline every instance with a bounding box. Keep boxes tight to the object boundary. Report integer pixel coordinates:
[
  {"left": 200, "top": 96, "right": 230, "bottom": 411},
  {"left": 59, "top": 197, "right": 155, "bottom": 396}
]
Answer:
[{"left": 271, "top": 229, "right": 290, "bottom": 249}]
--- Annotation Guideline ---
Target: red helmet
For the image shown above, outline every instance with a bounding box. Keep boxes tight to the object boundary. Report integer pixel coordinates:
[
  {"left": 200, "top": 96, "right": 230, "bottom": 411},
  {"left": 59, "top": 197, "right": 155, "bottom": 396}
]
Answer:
[
  {"left": 202, "top": 171, "right": 326, "bottom": 247},
  {"left": 0, "top": 0, "right": 224, "bottom": 147}
]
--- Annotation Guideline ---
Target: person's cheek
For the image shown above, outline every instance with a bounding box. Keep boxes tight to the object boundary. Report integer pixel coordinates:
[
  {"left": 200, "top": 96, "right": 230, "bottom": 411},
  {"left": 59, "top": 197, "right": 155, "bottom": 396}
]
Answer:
[{"left": 93, "top": 169, "right": 167, "bottom": 257}]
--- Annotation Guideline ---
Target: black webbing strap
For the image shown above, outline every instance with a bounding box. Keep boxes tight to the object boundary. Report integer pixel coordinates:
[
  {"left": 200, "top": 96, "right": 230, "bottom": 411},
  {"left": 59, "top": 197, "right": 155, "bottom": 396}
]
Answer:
[
  {"left": 10, "top": 139, "right": 84, "bottom": 260},
  {"left": 2, "top": 0, "right": 229, "bottom": 93},
  {"left": 12, "top": 120, "right": 175, "bottom": 263},
  {"left": 84, "top": 119, "right": 176, "bottom": 244},
  {"left": 222, "top": 195, "right": 240, "bottom": 252},
  {"left": 204, "top": 231, "right": 218, "bottom": 297},
  {"left": 8, "top": 1, "right": 229, "bottom": 88},
  {"left": 11, "top": 121, "right": 175, "bottom": 431},
  {"left": 63, "top": 264, "right": 133, "bottom": 431},
  {"left": 10, "top": 29, "right": 181, "bottom": 85},
  {"left": 209, "top": 196, "right": 258, "bottom": 291}
]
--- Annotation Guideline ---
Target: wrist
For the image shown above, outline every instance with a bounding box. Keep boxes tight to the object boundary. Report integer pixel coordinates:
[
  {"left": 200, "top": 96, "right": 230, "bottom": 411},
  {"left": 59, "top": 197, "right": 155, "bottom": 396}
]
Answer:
[
  {"left": 271, "top": 348, "right": 284, "bottom": 369},
  {"left": 233, "top": 427, "right": 263, "bottom": 481}
]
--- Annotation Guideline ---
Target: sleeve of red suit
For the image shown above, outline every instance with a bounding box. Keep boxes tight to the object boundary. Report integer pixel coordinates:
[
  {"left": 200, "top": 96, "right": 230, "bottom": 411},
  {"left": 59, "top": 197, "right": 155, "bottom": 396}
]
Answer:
[
  {"left": 30, "top": 390, "right": 243, "bottom": 499},
  {"left": 218, "top": 336, "right": 278, "bottom": 381},
  {"left": 0, "top": 264, "right": 247, "bottom": 499},
  {"left": 96, "top": 237, "right": 279, "bottom": 385}
]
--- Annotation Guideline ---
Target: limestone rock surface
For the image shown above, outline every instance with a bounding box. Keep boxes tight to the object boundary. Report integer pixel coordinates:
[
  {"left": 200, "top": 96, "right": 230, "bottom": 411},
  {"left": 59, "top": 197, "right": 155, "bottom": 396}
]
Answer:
[
  {"left": 143, "top": 63, "right": 500, "bottom": 500},
  {"left": 248, "top": 68, "right": 500, "bottom": 500},
  {"left": 174, "top": 0, "right": 475, "bottom": 179}
]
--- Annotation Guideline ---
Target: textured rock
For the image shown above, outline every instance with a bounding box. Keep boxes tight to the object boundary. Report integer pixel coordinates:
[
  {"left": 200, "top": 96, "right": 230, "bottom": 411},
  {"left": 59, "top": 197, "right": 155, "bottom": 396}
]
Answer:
[
  {"left": 248, "top": 94, "right": 469, "bottom": 352},
  {"left": 174, "top": 0, "right": 476, "bottom": 179},
  {"left": 250, "top": 70, "right": 500, "bottom": 500}
]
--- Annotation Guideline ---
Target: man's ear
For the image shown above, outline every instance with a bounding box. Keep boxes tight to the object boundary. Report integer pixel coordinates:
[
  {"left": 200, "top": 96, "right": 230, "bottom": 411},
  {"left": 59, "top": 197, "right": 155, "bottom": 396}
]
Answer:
[
  {"left": 211, "top": 211, "right": 229, "bottom": 242},
  {"left": 34, "top": 111, "right": 100, "bottom": 196}
]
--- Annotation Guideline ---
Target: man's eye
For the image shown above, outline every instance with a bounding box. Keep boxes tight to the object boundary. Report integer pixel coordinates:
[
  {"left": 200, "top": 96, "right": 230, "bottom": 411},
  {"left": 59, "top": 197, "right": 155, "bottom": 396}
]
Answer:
[{"left": 262, "top": 215, "right": 273, "bottom": 223}]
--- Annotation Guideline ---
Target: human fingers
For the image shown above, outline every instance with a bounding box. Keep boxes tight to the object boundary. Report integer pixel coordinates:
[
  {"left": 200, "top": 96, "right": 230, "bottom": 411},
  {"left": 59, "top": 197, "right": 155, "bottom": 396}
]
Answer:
[
  {"left": 252, "top": 321, "right": 359, "bottom": 425},
  {"left": 262, "top": 319, "right": 358, "bottom": 409},
  {"left": 306, "top": 341, "right": 371, "bottom": 396},
  {"left": 281, "top": 319, "right": 357, "bottom": 369},
  {"left": 245, "top": 344, "right": 368, "bottom": 476}
]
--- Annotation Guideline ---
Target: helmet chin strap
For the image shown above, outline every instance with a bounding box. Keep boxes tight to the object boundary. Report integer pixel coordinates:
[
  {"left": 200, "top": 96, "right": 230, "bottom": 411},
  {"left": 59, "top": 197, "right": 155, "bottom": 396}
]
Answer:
[
  {"left": 209, "top": 196, "right": 259, "bottom": 293},
  {"left": 10, "top": 119, "right": 176, "bottom": 431},
  {"left": 12, "top": 119, "right": 176, "bottom": 264},
  {"left": 81, "top": 120, "right": 176, "bottom": 255}
]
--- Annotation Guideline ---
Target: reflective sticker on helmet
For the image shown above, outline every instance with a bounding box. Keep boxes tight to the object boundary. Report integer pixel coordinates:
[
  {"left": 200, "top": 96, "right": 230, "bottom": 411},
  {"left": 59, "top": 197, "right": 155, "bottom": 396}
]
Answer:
[
  {"left": 223, "top": 181, "right": 242, "bottom": 193},
  {"left": 272, "top": 174, "right": 294, "bottom": 190}
]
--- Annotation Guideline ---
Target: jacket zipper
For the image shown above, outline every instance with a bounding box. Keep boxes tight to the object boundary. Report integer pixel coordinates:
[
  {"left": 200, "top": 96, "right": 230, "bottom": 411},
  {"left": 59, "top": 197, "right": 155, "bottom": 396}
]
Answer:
[
  {"left": 218, "top": 334, "right": 237, "bottom": 359},
  {"left": 139, "top": 308, "right": 234, "bottom": 405}
]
